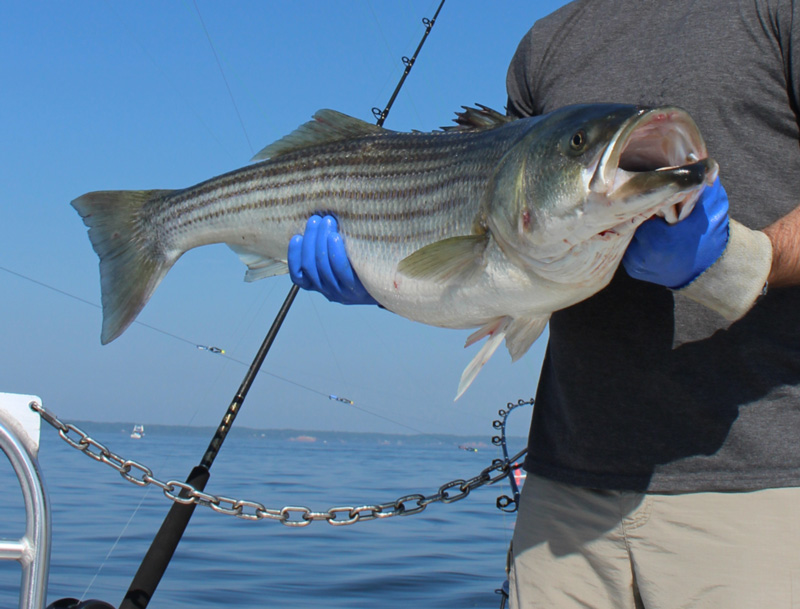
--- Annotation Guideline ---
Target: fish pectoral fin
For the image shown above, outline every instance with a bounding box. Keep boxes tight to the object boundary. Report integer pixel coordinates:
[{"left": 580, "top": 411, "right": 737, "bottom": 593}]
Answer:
[
  {"left": 397, "top": 234, "right": 489, "bottom": 284},
  {"left": 229, "top": 245, "right": 289, "bottom": 281},
  {"left": 251, "top": 109, "right": 386, "bottom": 161},
  {"left": 505, "top": 316, "right": 549, "bottom": 362},
  {"left": 455, "top": 317, "right": 510, "bottom": 401}
]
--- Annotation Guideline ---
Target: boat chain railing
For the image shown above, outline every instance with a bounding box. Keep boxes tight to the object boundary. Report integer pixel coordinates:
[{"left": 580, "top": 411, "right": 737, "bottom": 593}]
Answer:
[{"left": 31, "top": 399, "right": 532, "bottom": 527}]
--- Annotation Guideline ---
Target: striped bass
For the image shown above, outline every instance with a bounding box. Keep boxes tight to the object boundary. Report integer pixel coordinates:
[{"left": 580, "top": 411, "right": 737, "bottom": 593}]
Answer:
[{"left": 72, "top": 103, "right": 717, "bottom": 398}]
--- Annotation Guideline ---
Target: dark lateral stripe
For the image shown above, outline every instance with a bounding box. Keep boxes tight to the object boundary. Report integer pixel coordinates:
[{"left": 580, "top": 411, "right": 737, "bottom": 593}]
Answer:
[
  {"left": 154, "top": 128, "right": 504, "bottom": 214},
  {"left": 160, "top": 148, "right": 479, "bottom": 221},
  {"left": 339, "top": 226, "right": 450, "bottom": 244},
  {"left": 176, "top": 177, "right": 478, "bottom": 232},
  {"left": 157, "top": 159, "right": 488, "bottom": 229},
  {"left": 175, "top": 204, "right": 453, "bottom": 244},
  {"left": 150, "top": 123, "right": 523, "bottom": 235},
  {"left": 177, "top": 134, "right": 471, "bottom": 194}
]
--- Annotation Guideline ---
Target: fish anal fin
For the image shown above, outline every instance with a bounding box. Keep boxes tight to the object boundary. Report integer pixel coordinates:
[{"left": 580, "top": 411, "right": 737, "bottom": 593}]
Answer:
[
  {"left": 229, "top": 245, "right": 289, "bottom": 281},
  {"left": 252, "top": 109, "right": 386, "bottom": 161},
  {"left": 455, "top": 314, "right": 549, "bottom": 400},
  {"left": 505, "top": 316, "right": 549, "bottom": 362},
  {"left": 397, "top": 234, "right": 489, "bottom": 284},
  {"left": 455, "top": 317, "right": 510, "bottom": 401}
]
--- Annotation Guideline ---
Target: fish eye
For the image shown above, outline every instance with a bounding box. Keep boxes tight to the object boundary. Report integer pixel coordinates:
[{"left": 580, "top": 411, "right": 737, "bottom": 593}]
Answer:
[{"left": 570, "top": 130, "right": 586, "bottom": 151}]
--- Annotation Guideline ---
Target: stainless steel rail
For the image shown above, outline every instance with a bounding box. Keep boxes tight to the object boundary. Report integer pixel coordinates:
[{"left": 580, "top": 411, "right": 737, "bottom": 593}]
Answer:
[{"left": 0, "top": 393, "right": 51, "bottom": 609}]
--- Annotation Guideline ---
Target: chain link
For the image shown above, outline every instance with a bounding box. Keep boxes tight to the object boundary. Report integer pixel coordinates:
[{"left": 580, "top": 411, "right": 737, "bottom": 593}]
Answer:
[{"left": 29, "top": 400, "right": 527, "bottom": 527}]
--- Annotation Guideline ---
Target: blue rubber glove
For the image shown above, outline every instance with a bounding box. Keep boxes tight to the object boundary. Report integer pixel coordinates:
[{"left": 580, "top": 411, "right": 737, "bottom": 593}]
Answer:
[
  {"left": 622, "top": 178, "right": 730, "bottom": 289},
  {"left": 288, "top": 215, "right": 379, "bottom": 305}
]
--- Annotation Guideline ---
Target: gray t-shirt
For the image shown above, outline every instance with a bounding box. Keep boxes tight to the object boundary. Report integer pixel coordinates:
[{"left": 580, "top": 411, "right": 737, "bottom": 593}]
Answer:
[{"left": 507, "top": 0, "right": 800, "bottom": 491}]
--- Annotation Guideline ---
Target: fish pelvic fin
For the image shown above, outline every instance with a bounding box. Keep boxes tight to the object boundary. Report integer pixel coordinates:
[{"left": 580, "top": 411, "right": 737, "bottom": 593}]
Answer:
[
  {"left": 397, "top": 234, "right": 489, "bottom": 284},
  {"left": 251, "top": 109, "right": 386, "bottom": 161},
  {"left": 71, "top": 189, "right": 176, "bottom": 344}
]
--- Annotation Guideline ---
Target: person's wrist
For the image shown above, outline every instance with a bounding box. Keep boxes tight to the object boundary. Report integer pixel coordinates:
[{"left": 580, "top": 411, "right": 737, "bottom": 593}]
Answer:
[{"left": 676, "top": 219, "right": 772, "bottom": 320}]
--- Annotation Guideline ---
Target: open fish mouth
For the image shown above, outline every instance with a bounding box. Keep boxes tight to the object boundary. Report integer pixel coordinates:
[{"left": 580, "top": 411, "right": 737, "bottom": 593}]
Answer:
[{"left": 590, "top": 106, "right": 719, "bottom": 224}]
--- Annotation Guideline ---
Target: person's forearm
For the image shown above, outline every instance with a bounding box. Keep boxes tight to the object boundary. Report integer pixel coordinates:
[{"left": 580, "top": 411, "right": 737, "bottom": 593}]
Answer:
[{"left": 763, "top": 205, "right": 800, "bottom": 288}]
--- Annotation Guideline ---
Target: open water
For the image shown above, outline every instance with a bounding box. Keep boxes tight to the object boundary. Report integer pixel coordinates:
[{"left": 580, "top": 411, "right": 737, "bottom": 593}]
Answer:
[{"left": 1, "top": 421, "right": 527, "bottom": 608}]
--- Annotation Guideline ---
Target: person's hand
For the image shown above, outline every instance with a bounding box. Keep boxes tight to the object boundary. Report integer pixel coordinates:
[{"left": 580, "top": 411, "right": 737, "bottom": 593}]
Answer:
[
  {"left": 288, "top": 215, "right": 379, "bottom": 305},
  {"left": 622, "top": 178, "right": 730, "bottom": 289}
]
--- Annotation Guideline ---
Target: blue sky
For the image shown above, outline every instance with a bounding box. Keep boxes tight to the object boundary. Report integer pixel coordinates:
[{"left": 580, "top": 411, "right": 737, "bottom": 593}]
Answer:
[{"left": 1, "top": 1, "right": 570, "bottom": 436}]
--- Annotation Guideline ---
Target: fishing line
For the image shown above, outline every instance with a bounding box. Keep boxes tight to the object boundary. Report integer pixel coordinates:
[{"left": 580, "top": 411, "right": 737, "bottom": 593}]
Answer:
[
  {"left": 31, "top": 4, "right": 460, "bottom": 606},
  {"left": 345, "top": 401, "right": 438, "bottom": 436},
  {"left": 371, "top": 0, "right": 444, "bottom": 126},
  {"left": 0, "top": 265, "right": 327, "bottom": 399},
  {"left": 58, "top": 0, "right": 452, "bottom": 428},
  {"left": 306, "top": 296, "right": 351, "bottom": 386},
  {"left": 177, "top": 0, "right": 282, "bottom": 143},
  {"left": 77, "top": 332, "right": 247, "bottom": 602},
  {"left": 364, "top": 0, "right": 411, "bottom": 116},
  {"left": 80, "top": 491, "right": 152, "bottom": 602},
  {"left": 233, "top": 0, "right": 447, "bottom": 419},
  {"left": 365, "top": 0, "right": 440, "bottom": 127},
  {"left": 120, "top": 0, "right": 445, "bottom": 415},
  {"left": 0, "top": 265, "right": 100, "bottom": 310},
  {"left": 231, "top": 0, "right": 450, "bottom": 440},
  {"left": 223, "top": 280, "right": 281, "bottom": 355},
  {"left": 1, "top": 264, "right": 443, "bottom": 435},
  {"left": 101, "top": 0, "right": 232, "bottom": 157},
  {"left": 189, "top": 0, "right": 255, "bottom": 156}
]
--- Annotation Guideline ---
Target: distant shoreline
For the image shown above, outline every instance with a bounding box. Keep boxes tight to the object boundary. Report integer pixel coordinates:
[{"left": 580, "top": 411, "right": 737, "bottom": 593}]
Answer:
[{"left": 71, "top": 420, "right": 527, "bottom": 447}]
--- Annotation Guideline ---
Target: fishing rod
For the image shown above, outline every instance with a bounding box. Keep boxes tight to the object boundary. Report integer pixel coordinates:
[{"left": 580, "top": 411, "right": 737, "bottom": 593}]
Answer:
[
  {"left": 372, "top": 0, "right": 445, "bottom": 127},
  {"left": 118, "top": 288, "right": 297, "bottom": 609},
  {"left": 116, "top": 3, "right": 446, "bottom": 608}
]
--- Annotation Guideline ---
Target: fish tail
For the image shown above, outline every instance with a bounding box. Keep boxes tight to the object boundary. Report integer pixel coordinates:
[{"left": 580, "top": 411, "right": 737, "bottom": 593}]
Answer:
[{"left": 71, "top": 189, "right": 176, "bottom": 344}]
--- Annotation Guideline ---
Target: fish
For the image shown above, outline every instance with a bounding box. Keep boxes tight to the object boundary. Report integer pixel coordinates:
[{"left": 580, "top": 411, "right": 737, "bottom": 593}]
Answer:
[{"left": 72, "top": 103, "right": 718, "bottom": 398}]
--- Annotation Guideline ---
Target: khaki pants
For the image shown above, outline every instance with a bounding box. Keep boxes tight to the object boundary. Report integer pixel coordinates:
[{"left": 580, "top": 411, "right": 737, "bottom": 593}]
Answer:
[{"left": 509, "top": 473, "right": 800, "bottom": 608}]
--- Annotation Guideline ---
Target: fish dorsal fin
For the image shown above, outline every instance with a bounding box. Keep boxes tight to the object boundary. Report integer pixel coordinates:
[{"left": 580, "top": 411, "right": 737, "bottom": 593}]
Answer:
[
  {"left": 441, "top": 105, "right": 514, "bottom": 132},
  {"left": 252, "top": 110, "right": 386, "bottom": 161}
]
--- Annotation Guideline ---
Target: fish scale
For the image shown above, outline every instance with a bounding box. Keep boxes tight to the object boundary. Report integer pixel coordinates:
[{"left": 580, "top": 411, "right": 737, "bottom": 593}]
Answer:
[{"left": 72, "top": 103, "right": 717, "bottom": 398}]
